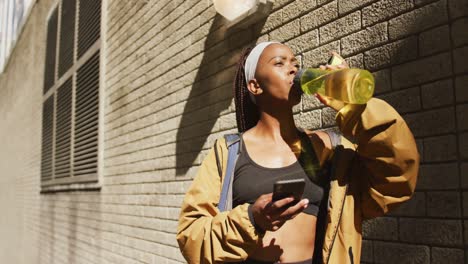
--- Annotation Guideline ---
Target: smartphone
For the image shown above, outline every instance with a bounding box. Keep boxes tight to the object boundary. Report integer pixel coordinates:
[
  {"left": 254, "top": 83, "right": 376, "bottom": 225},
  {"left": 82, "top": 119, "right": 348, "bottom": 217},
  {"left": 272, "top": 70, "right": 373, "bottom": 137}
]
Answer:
[{"left": 272, "top": 179, "right": 306, "bottom": 202}]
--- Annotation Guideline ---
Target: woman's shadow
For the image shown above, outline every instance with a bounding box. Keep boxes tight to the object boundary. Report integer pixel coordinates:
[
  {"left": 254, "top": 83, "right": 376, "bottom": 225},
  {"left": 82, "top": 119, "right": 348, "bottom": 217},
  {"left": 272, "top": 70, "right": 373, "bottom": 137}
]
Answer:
[{"left": 175, "top": 14, "right": 268, "bottom": 176}]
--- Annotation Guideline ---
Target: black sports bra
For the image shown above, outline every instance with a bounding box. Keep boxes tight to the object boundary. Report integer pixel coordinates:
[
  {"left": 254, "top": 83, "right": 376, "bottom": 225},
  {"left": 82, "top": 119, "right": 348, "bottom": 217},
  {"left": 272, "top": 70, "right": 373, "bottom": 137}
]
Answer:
[{"left": 232, "top": 132, "right": 329, "bottom": 216}]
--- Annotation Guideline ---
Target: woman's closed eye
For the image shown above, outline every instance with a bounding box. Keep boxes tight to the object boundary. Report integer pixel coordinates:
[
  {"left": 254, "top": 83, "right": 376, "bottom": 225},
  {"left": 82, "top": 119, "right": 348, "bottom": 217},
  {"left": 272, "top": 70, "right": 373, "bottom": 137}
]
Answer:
[{"left": 275, "top": 61, "right": 284, "bottom": 66}]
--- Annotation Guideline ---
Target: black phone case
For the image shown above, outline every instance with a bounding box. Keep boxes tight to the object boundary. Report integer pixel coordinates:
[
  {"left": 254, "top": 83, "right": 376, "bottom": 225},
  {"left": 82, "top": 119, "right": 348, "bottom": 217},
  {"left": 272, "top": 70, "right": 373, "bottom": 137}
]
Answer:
[{"left": 272, "top": 179, "right": 305, "bottom": 202}]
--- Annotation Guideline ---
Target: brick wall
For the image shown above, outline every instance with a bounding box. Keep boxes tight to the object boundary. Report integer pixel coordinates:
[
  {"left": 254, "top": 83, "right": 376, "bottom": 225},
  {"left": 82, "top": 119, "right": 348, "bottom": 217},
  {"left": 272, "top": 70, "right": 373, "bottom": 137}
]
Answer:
[{"left": 0, "top": 0, "right": 466, "bottom": 263}]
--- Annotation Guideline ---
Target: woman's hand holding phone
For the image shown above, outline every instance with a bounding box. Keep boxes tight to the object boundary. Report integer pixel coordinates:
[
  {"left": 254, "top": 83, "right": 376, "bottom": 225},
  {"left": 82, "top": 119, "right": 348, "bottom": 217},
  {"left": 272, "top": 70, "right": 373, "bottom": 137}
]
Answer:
[{"left": 250, "top": 193, "right": 309, "bottom": 232}]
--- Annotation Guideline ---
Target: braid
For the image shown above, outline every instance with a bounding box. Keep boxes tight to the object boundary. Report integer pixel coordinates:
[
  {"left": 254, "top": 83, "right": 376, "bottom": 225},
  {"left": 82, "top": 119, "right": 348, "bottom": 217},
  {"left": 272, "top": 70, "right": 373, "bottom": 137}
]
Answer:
[{"left": 234, "top": 47, "right": 259, "bottom": 133}]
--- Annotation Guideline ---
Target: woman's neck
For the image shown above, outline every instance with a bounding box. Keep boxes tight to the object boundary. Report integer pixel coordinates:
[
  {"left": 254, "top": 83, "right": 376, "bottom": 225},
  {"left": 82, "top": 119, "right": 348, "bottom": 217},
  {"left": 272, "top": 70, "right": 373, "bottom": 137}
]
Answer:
[{"left": 253, "top": 105, "right": 299, "bottom": 144}]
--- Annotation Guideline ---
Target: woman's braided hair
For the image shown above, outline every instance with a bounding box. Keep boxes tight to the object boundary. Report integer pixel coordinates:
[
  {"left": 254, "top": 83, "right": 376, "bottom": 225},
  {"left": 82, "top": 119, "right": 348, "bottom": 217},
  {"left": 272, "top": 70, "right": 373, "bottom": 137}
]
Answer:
[{"left": 234, "top": 47, "right": 259, "bottom": 133}]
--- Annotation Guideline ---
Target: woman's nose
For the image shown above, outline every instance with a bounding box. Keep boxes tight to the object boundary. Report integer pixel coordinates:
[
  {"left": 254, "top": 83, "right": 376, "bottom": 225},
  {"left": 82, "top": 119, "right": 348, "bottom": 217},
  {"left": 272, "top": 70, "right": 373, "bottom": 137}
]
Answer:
[{"left": 289, "top": 66, "right": 297, "bottom": 75}]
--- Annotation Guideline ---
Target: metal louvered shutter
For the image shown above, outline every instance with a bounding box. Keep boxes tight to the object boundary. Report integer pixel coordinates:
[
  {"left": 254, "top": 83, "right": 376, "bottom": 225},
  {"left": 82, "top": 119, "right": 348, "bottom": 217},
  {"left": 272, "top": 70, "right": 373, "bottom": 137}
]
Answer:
[
  {"left": 58, "top": 0, "right": 76, "bottom": 77},
  {"left": 78, "top": 0, "right": 101, "bottom": 58},
  {"left": 41, "top": 0, "right": 101, "bottom": 189},
  {"left": 43, "top": 8, "right": 58, "bottom": 94},
  {"left": 74, "top": 51, "right": 99, "bottom": 178},
  {"left": 41, "top": 96, "right": 55, "bottom": 181},
  {"left": 54, "top": 78, "right": 73, "bottom": 178}
]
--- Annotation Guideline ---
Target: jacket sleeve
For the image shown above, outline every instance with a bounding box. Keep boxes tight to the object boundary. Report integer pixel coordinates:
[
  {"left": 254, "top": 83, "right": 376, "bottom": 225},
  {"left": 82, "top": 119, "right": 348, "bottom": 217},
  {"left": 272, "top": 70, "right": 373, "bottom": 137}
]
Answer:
[
  {"left": 176, "top": 140, "right": 260, "bottom": 264},
  {"left": 335, "top": 98, "right": 420, "bottom": 219}
]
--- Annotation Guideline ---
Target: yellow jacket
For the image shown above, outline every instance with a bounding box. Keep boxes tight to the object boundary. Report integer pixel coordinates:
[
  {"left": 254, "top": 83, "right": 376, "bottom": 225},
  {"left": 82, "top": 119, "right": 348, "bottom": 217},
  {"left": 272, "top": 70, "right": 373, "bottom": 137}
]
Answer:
[{"left": 176, "top": 98, "right": 419, "bottom": 264}]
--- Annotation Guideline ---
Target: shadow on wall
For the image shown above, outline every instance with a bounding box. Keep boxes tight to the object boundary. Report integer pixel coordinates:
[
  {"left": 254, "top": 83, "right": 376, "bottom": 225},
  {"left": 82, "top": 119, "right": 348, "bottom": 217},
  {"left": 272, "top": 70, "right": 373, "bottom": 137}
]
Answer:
[{"left": 175, "top": 14, "right": 267, "bottom": 176}]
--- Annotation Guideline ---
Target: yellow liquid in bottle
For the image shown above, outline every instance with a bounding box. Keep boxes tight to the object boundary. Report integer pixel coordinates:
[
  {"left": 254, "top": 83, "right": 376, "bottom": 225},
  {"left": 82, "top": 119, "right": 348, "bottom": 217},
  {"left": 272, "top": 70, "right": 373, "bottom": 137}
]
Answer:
[{"left": 300, "top": 68, "right": 374, "bottom": 104}]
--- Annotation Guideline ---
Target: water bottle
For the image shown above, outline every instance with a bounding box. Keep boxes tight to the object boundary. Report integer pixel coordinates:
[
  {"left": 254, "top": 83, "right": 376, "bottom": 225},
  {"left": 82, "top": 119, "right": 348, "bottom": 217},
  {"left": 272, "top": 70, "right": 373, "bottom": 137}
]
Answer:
[{"left": 293, "top": 55, "right": 375, "bottom": 104}]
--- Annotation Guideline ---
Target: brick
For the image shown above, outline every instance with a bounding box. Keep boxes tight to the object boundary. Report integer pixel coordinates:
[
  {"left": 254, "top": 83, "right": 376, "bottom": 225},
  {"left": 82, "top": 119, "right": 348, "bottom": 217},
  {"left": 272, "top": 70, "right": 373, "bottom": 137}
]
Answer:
[
  {"left": 464, "top": 192, "right": 468, "bottom": 217},
  {"left": 378, "top": 87, "right": 421, "bottom": 114},
  {"left": 272, "top": 0, "right": 295, "bottom": 11},
  {"left": 300, "top": 1, "right": 338, "bottom": 32},
  {"left": 421, "top": 79, "right": 454, "bottom": 108},
  {"left": 257, "top": 34, "right": 270, "bottom": 43},
  {"left": 361, "top": 240, "right": 374, "bottom": 263},
  {"left": 317, "top": 0, "right": 334, "bottom": 5},
  {"left": 416, "top": 139, "right": 424, "bottom": 161},
  {"left": 373, "top": 241, "right": 430, "bottom": 264},
  {"left": 364, "top": 37, "right": 418, "bottom": 71},
  {"left": 269, "top": 19, "right": 301, "bottom": 42},
  {"left": 372, "top": 69, "right": 392, "bottom": 94},
  {"left": 462, "top": 162, "right": 468, "bottom": 189},
  {"left": 341, "top": 22, "right": 388, "bottom": 56},
  {"left": 261, "top": 10, "right": 283, "bottom": 33},
  {"left": 465, "top": 220, "right": 468, "bottom": 245},
  {"left": 454, "top": 46, "right": 468, "bottom": 74},
  {"left": 303, "top": 40, "right": 340, "bottom": 68},
  {"left": 404, "top": 107, "right": 455, "bottom": 137},
  {"left": 452, "top": 18, "right": 468, "bottom": 47},
  {"left": 345, "top": 53, "right": 364, "bottom": 68},
  {"left": 432, "top": 247, "right": 465, "bottom": 264},
  {"left": 389, "top": 0, "right": 449, "bottom": 40},
  {"left": 423, "top": 134, "right": 458, "bottom": 162},
  {"left": 282, "top": 0, "right": 318, "bottom": 22},
  {"left": 415, "top": 0, "right": 440, "bottom": 5},
  {"left": 322, "top": 107, "right": 338, "bottom": 127},
  {"left": 449, "top": 0, "right": 468, "bottom": 19},
  {"left": 418, "top": 163, "right": 460, "bottom": 190},
  {"left": 295, "top": 110, "right": 321, "bottom": 130},
  {"left": 302, "top": 94, "right": 323, "bottom": 111},
  {"left": 458, "top": 104, "right": 468, "bottom": 130},
  {"left": 362, "top": 217, "right": 398, "bottom": 240},
  {"left": 455, "top": 75, "right": 468, "bottom": 102},
  {"left": 392, "top": 52, "right": 452, "bottom": 89},
  {"left": 460, "top": 132, "right": 468, "bottom": 159},
  {"left": 419, "top": 25, "right": 451, "bottom": 56},
  {"left": 390, "top": 191, "right": 426, "bottom": 216},
  {"left": 296, "top": 54, "right": 303, "bottom": 69},
  {"left": 286, "top": 29, "right": 319, "bottom": 54},
  {"left": 427, "top": 191, "right": 462, "bottom": 217},
  {"left": 319, "top": 11, "right": 361, "bottom": 44},
  {"left": 338, "top": 0, "right": 374, "bottom": 14},
  {"left": 362, "top": 0, "right": 414, "bottom": 27},
  {"left": 399, "top": 218, "right": 463, "bottom": 246}
]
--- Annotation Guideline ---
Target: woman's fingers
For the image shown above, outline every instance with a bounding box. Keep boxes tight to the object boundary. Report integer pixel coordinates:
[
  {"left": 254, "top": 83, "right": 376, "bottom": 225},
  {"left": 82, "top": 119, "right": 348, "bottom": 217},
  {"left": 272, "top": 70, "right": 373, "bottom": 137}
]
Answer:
[
  {"left": 269, "top": 198, "right": 308, "bottom": 220},
  {"left": 266, "top": 199, "right": 309, "bottom": 231},
  {"left": 269, "top": 197, "right": 295, "bottom": 211},
  {"left": 277, "top": 198, "right": 309, "bottom": 220}
]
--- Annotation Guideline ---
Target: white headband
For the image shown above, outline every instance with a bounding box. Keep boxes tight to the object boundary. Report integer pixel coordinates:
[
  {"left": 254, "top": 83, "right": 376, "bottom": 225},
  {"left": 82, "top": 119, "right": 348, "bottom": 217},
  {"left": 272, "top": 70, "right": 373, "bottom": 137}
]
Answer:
[{"left": 244, "top": 41, "right": 280, "bottom": 103}]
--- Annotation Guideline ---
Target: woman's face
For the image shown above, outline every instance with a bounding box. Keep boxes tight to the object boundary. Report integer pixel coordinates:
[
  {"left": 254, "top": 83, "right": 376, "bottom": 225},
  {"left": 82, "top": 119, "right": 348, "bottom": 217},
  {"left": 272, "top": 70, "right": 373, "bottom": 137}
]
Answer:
[{"left": 252, "top": 43, "right": 301, "bottom": 106}]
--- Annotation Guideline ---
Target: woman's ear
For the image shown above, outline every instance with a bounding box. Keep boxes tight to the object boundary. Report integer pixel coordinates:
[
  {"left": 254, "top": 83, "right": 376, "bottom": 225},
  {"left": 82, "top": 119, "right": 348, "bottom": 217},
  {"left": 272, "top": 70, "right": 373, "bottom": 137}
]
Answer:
[{"left": 247, "top": 79, "right": 263, "bottom": 96}]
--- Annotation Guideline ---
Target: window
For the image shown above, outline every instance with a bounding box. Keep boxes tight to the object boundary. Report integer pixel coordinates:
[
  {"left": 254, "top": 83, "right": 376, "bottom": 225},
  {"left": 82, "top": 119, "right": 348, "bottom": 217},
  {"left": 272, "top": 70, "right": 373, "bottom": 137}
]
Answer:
[{"left": 41, "top": 0, "right": 101, "bottom": 189}]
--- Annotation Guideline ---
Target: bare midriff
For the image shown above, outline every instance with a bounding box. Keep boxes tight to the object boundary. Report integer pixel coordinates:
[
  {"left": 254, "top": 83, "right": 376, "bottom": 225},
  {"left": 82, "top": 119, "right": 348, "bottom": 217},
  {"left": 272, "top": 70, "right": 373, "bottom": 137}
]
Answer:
[{"left": 250, "top": 213, "right": 317, "bottom": 263}]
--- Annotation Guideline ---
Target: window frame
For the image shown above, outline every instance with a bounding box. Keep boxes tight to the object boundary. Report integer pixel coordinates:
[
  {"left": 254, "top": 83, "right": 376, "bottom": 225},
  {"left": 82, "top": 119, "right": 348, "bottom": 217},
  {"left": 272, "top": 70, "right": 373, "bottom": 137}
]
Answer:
[{"left": 40, "top": 0, "right": 104, "bottom": 192}]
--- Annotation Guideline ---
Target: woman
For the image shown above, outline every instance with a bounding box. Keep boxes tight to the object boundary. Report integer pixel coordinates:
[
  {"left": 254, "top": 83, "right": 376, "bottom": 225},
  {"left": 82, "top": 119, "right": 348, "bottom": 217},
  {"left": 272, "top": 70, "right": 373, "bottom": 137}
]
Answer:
[{"left": 176, "top": 42, "right": 419, "bottom": 264}]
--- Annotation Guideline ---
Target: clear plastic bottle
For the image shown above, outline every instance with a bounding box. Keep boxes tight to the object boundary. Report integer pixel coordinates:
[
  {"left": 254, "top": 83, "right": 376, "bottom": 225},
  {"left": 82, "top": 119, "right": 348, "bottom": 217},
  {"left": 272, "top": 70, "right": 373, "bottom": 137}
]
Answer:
[{"left": 293, "top": 68, "right": 375, "bottom": 104}]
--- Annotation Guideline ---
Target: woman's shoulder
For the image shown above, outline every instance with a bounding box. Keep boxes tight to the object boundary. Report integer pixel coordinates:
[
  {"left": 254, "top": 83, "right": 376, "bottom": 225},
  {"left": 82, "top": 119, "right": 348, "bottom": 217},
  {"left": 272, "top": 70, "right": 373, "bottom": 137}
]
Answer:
[
  {"left": 301, "top": 128, "right": 333, "bottom": 150},
  {"left": 300, "top": 128, "right": 336, "bottom": 165}
]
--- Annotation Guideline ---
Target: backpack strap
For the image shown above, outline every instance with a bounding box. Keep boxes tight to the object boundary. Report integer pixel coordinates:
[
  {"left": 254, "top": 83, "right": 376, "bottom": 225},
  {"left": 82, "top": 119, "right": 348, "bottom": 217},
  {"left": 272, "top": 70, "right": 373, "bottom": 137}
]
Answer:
[
  {"left": 217, "top": 133, "right": 241, "bottom": 212},
  {"left": 324, "top": 130, "right": 341, "bottom": 148}
]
